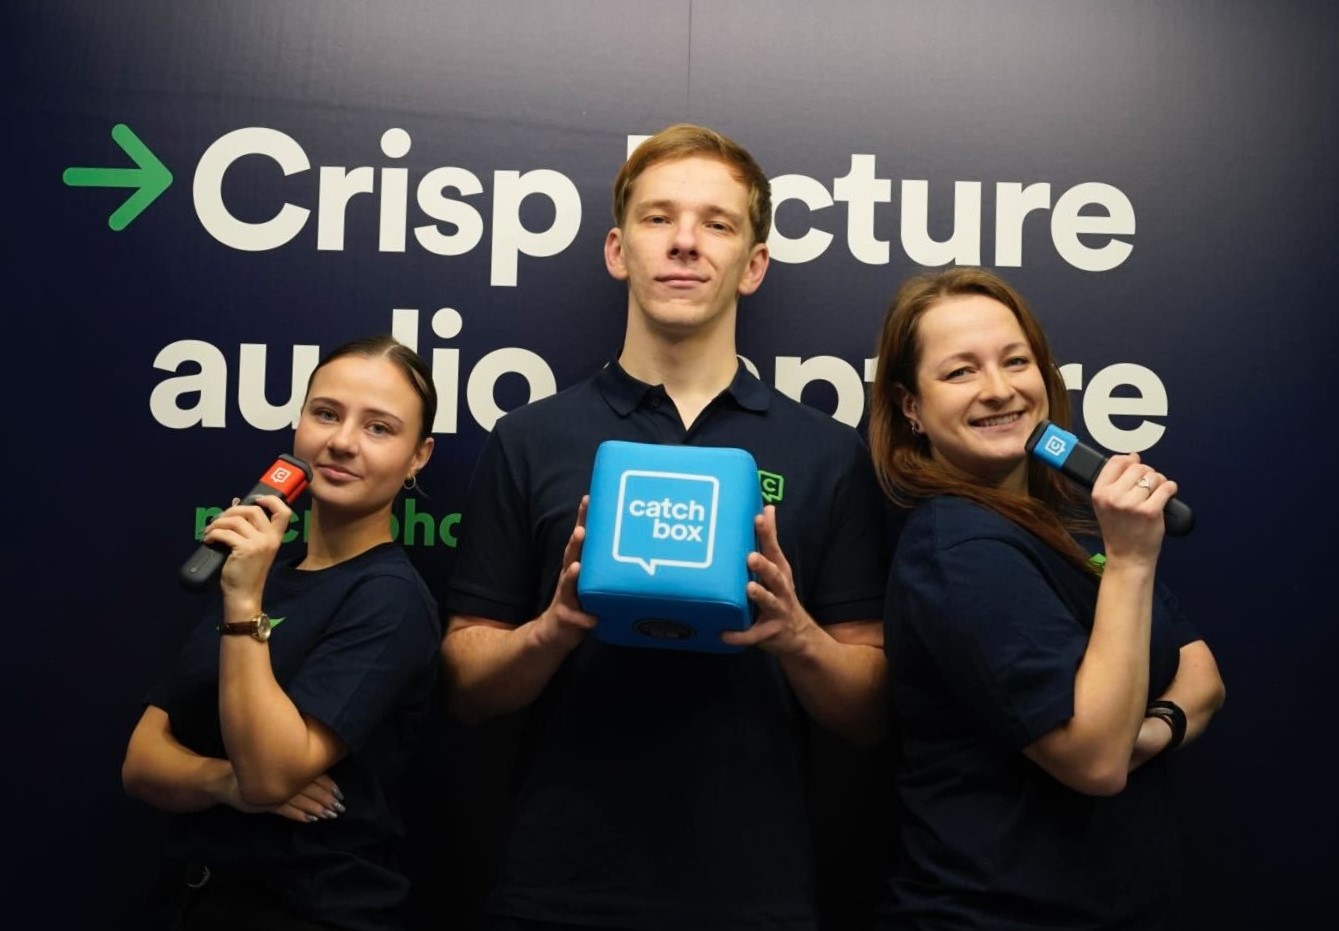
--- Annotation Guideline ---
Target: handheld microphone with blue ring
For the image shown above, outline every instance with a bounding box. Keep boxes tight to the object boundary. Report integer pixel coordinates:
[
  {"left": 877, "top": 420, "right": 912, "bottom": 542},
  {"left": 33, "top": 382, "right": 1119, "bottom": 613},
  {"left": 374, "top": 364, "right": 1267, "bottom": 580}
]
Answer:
[{"left": 1025, "top": 421, "right": 1195, "bottom": 536}]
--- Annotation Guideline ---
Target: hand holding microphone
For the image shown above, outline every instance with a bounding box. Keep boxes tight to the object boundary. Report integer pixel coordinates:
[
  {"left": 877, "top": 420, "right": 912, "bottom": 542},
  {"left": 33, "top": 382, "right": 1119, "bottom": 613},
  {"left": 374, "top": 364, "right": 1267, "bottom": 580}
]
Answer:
[
  {"left": 1026, "top": 422, "right": 1195, "bottom": 537},
  {"left": 179, "top": 455, "right": 313, "bottom": 591}
]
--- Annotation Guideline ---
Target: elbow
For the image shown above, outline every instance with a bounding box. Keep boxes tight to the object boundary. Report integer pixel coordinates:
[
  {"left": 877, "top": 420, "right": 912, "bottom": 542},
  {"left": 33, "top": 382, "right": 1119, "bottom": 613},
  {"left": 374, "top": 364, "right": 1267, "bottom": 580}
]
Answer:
[
  {"left": 1067, "top": 764, "right": 1128, "bottom": 797},
  {"left": 445, "top": 688, "right": 499, "bottom": 727},
  {"left": 121, "top": 753, "right": 150, "bottom": 802},
  {"left": 1028, "top": 742, "right": 1130, "bottom": 796},
  {"left": 231, "top": 766, "right": 295, "bottom": 809}
]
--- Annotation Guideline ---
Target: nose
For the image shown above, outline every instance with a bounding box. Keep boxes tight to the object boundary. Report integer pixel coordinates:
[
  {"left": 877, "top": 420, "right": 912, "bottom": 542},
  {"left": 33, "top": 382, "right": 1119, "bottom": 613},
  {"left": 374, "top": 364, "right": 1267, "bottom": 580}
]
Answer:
[
  {"left": 327, "top": 420, "right": 359, "bottom": 455},
  {"left": 668, "top": 221, "right": 699, "bottom": 259},
  {"left": 980, "top": 365, "right": 1015, "bottom": 402}
]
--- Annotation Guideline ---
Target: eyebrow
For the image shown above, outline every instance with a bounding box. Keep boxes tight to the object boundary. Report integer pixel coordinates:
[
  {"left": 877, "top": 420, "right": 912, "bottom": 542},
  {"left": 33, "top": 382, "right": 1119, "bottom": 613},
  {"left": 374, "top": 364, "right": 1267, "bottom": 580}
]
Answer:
[
  {"left": 635, "top": 198, "right": 746, "bottom": 226},
  {"left": 307, "top": 396, "right": 407, "bottom": 425},
  {"left": 931, "top": 342, "right": 1032, "bottom": 366}
]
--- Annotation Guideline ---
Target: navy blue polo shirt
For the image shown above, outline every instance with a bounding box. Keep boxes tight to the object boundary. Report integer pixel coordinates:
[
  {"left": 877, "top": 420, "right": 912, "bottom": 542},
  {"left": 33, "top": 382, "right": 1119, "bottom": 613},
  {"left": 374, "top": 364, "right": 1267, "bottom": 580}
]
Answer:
[
  {"left": 448, "top": 360, "right": 890, "bottom": 931},
  {"left": 879, "top": 496, "right": 1201, "bottom": 931}
]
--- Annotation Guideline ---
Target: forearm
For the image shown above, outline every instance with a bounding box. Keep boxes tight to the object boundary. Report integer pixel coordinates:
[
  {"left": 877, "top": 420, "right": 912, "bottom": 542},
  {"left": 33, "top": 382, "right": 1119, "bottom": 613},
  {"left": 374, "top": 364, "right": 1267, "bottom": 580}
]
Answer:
[
  {"left": 442, "top": 617, "right": 577, "bottom": 723},
  {"left": 1028, "top": 561, "right": 1156, "bottom": 793},
  {"left": 122, "top": 707, "right": 235, "bottom": 813},
  {"left": 218, "top": 637, "right": 327, "bottom": 807},
  {"left": 778, "top": 631, "right": 887, "bottom": 745},
  {"left": 1070, "top": 563, "right": 1156, "bottom": 765}
]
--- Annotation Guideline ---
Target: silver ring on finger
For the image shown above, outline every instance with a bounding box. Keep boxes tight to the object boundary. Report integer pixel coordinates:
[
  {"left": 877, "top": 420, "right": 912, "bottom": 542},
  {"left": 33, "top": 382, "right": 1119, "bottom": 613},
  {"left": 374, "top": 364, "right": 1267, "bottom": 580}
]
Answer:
[{"left": 1136, "top": 475, "right": 1153, "bottom": 491}]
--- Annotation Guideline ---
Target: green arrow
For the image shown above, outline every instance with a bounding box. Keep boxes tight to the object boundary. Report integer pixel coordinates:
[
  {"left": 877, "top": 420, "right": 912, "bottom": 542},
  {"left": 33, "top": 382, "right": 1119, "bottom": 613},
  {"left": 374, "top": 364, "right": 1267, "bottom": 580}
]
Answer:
[{"left": 63, "top": 123, "right": 173, "bottom": 231}]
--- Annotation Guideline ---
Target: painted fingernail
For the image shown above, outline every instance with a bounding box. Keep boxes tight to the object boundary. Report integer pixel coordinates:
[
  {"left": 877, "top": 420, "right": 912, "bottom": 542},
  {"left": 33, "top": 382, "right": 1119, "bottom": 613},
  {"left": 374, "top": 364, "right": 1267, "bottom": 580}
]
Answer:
[
  {"left": 332, "top": 786, "right": 344, "bottom": 801},
  {"left": 322, "top": 808, "right": 338, "bottom": 819},
  {"left": 306, "top": 814, "right": 319, "bottom": 823},
  {"left": 332, "top": 801, "right": 346, "bottom": 814}
]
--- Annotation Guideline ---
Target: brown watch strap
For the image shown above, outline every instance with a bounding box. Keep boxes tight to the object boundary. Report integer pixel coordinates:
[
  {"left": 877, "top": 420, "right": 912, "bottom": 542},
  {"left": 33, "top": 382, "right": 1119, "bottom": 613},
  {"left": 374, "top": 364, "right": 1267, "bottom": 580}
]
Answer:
[{"left": 219, "top": 613, "right": 271, "bottom": 641}]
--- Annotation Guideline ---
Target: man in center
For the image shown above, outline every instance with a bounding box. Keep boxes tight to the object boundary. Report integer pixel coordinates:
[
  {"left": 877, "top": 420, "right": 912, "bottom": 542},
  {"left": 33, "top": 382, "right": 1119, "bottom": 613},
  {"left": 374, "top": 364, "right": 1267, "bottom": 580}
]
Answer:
[{"left": 443, "top": 123, "right": 890, "bottom": 931}]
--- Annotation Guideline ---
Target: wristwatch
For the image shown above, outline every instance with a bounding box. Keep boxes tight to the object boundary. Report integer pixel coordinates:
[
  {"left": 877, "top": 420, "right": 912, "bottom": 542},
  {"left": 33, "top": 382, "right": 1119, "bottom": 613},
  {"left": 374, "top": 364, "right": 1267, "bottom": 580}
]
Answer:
[
  {"left": 1146, "top": 699, "right": 1187, "bottom": 751},
  {"left": 219, "top": 612, "right": 272, "bottom": 643}
]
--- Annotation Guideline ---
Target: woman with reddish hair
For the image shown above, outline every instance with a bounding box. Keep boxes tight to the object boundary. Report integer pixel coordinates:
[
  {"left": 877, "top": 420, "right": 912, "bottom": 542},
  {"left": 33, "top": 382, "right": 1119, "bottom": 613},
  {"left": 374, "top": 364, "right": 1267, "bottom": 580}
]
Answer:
[{"left": 868, "top": 267, "right": 1224, "bottom": 930}]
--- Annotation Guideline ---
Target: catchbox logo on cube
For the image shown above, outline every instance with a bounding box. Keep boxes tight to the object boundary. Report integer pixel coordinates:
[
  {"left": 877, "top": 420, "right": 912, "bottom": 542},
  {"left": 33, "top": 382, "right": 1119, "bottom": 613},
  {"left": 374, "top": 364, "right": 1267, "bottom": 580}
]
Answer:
[{"left": 611, "top": 471, "right": 719, "bottom": 576}]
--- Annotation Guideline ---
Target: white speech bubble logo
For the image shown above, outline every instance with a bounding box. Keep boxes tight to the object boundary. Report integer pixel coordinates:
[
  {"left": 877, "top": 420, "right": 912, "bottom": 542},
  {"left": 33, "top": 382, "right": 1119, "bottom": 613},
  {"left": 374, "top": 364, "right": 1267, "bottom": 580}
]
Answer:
[
  {"left": 1044, "top": 434, "right": 1068, "bottom": 457},
  {"left": 612, "top": 470, "right": 719, "bottom": 575}
]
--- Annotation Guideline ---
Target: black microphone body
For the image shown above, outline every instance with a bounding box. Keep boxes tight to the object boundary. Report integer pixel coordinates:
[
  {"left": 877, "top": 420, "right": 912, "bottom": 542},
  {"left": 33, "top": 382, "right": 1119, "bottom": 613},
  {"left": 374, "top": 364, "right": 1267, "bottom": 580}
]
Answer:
[
  {"left": 179, "top": 454, "right": 313, "bottom": 591},
  {"left": 1025, "top": 421, "right": 1195, "bottom": 537}
]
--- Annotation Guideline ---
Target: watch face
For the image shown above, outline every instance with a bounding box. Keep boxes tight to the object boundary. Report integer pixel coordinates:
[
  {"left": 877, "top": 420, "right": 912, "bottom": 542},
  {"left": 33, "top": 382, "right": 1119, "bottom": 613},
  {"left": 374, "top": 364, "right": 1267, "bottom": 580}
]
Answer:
[{"left": 253, "top": 614, "right": 272, "bottom": 642}]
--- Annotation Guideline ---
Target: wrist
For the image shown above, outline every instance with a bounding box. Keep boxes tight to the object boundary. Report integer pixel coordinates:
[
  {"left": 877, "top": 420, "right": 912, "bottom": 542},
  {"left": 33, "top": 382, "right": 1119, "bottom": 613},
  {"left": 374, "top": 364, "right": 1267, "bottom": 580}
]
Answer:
[
  {"left": 222, "top": 597, "right": 264, "bottom": 623},
  {"left": 1145, "top": 699, "right": 1187, "bottom": 751},
  {"left": 526, "top": 612, "right": 584, "bottom": 655},
  {"left": 219, "top": 611, "right": 272, "bottom": 643}
]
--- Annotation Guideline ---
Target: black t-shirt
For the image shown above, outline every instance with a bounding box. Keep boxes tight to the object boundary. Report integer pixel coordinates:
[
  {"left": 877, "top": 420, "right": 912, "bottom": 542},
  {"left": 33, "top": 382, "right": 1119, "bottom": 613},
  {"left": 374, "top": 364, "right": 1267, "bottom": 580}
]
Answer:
[
  {"left": 148, "top": 542, "right": 441, "bottom": 931},
  {"left": 878, "top": 496, "right": 1202, "bottom": 931},
  {"left": 447, "top": 362, "right": 890, "bottom": 931}
]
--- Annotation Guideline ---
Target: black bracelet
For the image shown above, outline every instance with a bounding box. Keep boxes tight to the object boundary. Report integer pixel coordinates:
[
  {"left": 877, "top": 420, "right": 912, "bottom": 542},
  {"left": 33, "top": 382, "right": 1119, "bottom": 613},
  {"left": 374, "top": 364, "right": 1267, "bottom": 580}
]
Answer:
[{"left": 1146, "top": 699, "right": 1187, "bottom": 751}]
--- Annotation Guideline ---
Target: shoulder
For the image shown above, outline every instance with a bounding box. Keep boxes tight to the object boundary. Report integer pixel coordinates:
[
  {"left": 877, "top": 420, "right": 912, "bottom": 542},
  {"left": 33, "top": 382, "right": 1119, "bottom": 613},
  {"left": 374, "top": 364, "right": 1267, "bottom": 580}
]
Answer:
[
  {"left": 333, "top": 545, "right": 438, "bottom": 618},
  {"left": 490, "top": 376, "right": 599, "bottom": 436},
  {"left": 763, "top": 387, "right": 867, "bottom": 449},
  {"left": 898, "top": 496, "right": 1038, "bottom": 562},
  {"left": 752, "top": 387, "right": 872, "bottom": 485}
]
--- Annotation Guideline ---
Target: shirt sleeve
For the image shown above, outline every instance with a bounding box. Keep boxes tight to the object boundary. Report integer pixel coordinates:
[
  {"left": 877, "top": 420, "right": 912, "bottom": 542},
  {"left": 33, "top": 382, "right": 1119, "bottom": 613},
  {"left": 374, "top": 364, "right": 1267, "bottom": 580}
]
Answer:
[
  {"left": 285, "top": 574, "right": 439, "bottom": 753},
  {"left": 444, "top": 426, "right": 540, "bottom": 625},
  {"left": 804, "top": 435, "right": 891, "bottom": 624},
  {"left": 897, "top": 533, "right": 1087, "bottom": 750}
]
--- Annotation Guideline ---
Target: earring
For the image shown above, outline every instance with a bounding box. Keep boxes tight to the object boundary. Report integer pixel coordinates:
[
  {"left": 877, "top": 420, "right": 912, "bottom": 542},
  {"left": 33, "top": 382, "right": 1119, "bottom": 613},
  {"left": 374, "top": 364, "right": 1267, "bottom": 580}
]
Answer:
[
  {"left": 908, "top": 420, "right": 922, "bottom": 435},
  {"left": 403, "top": 473, "right": 418, "bottom": 491}
]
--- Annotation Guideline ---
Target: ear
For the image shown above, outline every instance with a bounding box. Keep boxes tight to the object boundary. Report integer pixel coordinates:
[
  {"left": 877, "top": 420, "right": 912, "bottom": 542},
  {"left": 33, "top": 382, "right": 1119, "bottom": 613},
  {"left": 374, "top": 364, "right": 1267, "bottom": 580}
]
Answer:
[
  {"left": 897, "top": 384, "right": 918, "bottom": 422},
  {"left": 604, "top": 227, "right": 629, "bottom": 282},
  {"left": 410, "top": 436, "right": 434, "bottom": 477},
  {"left": 736, "top": 241, "right": 770, "bottom": 297}
]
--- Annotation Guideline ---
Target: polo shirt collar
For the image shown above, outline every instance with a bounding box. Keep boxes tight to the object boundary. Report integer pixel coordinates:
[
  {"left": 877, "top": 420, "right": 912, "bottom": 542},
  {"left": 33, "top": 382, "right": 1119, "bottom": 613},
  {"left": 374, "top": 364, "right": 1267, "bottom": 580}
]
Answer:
[{"left": 595, "top": 359, "right": 771, "bottom": 417}]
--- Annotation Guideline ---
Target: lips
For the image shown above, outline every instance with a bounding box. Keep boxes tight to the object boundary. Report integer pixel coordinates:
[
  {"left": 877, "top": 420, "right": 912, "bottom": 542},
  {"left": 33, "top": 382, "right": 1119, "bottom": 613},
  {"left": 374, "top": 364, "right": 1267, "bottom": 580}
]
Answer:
[
  {"left": 315, "top": 462, "right": 360, "bottom": 481},
  {"left": 971, "top": 412, "right": 1024, "bottom": 428},
  {"left": 656, "top": 273, "right": 707, "bottom": 287}
]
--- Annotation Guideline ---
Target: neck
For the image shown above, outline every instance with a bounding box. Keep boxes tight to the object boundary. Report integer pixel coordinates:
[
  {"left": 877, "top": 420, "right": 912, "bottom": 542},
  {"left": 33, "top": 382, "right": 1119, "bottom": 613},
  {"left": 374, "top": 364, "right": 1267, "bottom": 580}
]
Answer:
[
  {"left": 619, "top": 308, "right": 740, "bottom": 429},
  {"left": 299, "top": 503, "right": 394, "bottom": 570}
]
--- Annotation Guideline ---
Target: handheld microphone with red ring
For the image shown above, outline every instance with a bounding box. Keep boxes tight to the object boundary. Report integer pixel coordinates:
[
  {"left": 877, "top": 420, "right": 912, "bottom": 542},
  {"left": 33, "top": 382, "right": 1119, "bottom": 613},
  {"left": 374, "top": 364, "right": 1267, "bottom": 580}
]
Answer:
[{"left": 179, "top": 454, "right": 312, "bottom": 591}]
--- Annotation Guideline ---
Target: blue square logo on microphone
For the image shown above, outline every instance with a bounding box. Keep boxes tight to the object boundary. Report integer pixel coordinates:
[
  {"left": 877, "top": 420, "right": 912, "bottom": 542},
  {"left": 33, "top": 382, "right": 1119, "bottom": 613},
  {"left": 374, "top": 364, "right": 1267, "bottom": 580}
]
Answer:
[
  {"left": 1031, "top": 423, "right": 1077, "bottom": 469},
  {"left": 1044, "top": 433, "right": 1068, "bottom": 457},
  {"left": 612, "top": 470, "right": 719, "bottom": 575}
]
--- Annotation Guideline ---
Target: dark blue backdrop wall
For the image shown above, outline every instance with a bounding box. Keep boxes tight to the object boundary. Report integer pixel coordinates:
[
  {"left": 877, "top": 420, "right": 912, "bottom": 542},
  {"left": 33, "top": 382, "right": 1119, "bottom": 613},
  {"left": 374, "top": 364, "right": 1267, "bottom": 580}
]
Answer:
[{"left": 6, "top": 1, "right": 1335, "bottom": 928}]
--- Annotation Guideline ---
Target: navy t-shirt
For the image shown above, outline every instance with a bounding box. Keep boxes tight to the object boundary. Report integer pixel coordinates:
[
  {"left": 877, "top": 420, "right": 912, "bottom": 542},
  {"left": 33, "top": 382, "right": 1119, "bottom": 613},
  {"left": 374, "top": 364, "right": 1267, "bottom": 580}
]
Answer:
[
  {"left": 447, "top": 361, "right": 890, "bottom": 931},
  {"left": 879, "top": 496, "right": 1202, "bottom": 931},
  {"left": 148, "top": 542, "right": 441, "bottom": 931}
]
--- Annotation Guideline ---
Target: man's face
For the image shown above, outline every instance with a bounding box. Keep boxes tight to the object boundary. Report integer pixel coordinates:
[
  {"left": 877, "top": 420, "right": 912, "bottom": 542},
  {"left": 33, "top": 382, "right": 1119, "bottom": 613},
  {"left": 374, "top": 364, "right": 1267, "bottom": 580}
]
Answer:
[{"left": 605, "top": 156, "right": 769, "bottom": 339}]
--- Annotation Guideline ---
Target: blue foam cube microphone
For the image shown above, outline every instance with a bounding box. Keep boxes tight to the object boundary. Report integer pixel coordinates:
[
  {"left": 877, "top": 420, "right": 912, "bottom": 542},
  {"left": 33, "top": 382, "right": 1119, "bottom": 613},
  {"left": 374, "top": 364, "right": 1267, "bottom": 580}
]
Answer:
[
  {"left": 577, "top": 440, "right": 763, "bottom": 652},
  {"left": 1026, "top": 420, "right": 1195, "bottom": 537}
]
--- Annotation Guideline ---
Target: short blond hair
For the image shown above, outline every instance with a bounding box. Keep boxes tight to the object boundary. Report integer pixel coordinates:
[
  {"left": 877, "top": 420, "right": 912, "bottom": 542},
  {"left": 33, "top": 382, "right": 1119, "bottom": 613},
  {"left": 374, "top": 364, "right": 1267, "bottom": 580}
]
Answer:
[{"left": 611, "top": 123, "right": 772, "bottom": 246}]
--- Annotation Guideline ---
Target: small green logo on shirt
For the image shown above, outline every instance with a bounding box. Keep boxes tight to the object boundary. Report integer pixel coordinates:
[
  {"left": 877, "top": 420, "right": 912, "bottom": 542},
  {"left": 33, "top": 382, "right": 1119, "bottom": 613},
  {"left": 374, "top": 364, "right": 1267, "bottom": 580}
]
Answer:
[{"left": 758, "top": 470, "right": 785, "bottom": 504}]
